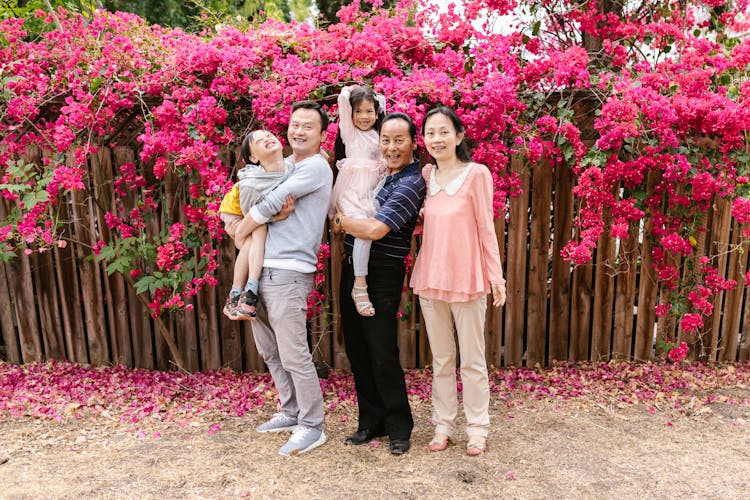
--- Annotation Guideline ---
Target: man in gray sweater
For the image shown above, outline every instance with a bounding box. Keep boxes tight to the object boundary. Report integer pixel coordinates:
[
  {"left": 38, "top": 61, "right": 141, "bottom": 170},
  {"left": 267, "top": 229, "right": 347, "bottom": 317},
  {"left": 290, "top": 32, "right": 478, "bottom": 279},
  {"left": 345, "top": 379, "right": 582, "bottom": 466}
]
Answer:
[{"left": 235, "top": 101, "right": 332, "bottom": 456}]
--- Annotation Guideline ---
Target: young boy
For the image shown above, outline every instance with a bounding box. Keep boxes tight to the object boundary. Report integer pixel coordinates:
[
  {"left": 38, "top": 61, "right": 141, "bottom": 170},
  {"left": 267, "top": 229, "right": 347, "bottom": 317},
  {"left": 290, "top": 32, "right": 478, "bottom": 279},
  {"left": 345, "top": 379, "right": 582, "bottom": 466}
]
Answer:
[{"left": 219, "top": 131, "right": 292, "bottom": 320}]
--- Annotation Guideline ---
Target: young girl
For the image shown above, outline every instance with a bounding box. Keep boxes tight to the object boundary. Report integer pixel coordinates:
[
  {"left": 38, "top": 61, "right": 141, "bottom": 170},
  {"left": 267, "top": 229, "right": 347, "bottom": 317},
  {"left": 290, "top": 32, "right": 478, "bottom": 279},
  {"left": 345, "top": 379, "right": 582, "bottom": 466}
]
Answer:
[
  {"left": 220, "top": 130, "right": 292, "bottom": 320},
  {"left": 331, "top": 85, "right": 387, "bottom": 316},
  {"left": 410, "top": 106, "right": 506, "bottom": 456}
]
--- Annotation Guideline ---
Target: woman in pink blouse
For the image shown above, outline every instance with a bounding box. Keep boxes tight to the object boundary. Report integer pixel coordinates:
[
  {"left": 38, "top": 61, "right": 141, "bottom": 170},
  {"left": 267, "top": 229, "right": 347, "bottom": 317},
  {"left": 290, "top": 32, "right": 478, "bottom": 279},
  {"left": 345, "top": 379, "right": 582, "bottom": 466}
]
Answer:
[{"left": 410, "top": 106, "right": 506, "bottom": 456}]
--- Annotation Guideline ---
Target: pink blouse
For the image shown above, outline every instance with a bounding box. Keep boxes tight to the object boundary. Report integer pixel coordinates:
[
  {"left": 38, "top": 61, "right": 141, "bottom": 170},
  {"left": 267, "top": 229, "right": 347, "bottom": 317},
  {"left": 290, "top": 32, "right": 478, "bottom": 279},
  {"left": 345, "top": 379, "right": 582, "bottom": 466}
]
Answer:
[{"left": 410, "top": 163, "right": 505, "bottom": 303}]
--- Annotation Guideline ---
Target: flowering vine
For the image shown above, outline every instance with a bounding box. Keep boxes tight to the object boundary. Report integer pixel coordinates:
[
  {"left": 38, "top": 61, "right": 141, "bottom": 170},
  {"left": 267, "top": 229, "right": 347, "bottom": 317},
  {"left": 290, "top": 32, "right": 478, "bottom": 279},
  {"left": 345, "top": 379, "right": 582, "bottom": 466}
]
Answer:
[{"left": 1, "top": 0, "right": 749, "bottom": 366}]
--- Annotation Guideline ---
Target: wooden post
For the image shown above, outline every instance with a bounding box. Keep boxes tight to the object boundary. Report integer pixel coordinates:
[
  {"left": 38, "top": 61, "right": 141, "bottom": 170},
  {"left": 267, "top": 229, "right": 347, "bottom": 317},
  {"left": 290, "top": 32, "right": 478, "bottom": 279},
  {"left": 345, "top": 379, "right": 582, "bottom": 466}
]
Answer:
[
  {"left": 34, "top": 251, "right": 66, "bottom": 360},
  {"left": 590, "top": 212, "right": 616, "bottom": 362},
  {"left": 549, "top": 162, "right": 574, "bottom": 363},
  {"left": 527, "top": 160, "right": 552, "bottom": 366},
  {"left": 740, "top": 287, "right": 750, "bottom": 361},
  {"left": 703, "top": 198, "right": 732, "bottom": 361},
  {"left": 504, "top": 156, "right": 529, "bottom": 366},
  {"left": 114, "top": 146, "right": 155, "bottom": 369},
  {"left": 570, "top": 262, "right": 593, "bottom": 361},
  {"left": 22, "top": 147, "right": 65, "bottom": 361},
  {"left": 10, "top": 252, "right": 43, "bottom": 362},
  {"left": 0, "top": 199, "right": 22, "bottom": 364},
  {"left": 197, "top": 283, "right": 221, "bottom": 371},
  {"left": 486, "top": 216, "right": 506, "bottom": 367},
  {"left": 634, "top": 170, "right": 661, "bottom": 360},
  {"left": 53, "top": 198, "right": 88, "bottom": 364},
  {"left": 91, "top": 147, "right": 133, "bottom": 366},
  {"left": 612, "top": 229, "right": 638, "bottom": 359},
  {"left": 719, "top": 223, "right": 747, "bottom": 361},
  {"left": 330, "top": 231, "right": 349, "bottom": 370}
]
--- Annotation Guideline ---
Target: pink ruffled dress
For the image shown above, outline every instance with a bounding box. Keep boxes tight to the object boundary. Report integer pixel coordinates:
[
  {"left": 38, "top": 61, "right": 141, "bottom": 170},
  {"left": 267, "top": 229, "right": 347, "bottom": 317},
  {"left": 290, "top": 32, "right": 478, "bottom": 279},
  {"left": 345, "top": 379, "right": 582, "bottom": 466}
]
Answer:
[{"left": 330, "top": 87, "right": 387, "bottom": 219}]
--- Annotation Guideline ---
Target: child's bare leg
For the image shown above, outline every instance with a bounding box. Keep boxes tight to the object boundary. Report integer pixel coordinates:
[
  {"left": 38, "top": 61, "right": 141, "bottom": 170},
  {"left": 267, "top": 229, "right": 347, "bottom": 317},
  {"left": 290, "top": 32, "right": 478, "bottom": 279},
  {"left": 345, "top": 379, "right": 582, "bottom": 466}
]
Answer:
[
  {"left": 233, "top": 235, "right": 250, "bottom": 289},
  {"left": 247, "top": 224, "right": 266, "bottom": 285},
  {"left": 352, "top": 234, "right": 375, "bottom": 317},
  {"left": 236, "top": 225, "right": 267, "bottom": 318}
]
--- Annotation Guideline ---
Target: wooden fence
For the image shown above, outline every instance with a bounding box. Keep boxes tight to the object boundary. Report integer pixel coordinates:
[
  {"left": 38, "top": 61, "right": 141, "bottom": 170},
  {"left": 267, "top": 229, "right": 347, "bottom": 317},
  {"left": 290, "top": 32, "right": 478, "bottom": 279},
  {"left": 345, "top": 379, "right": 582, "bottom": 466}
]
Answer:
[{"left": 1, "top": 144, "right": 749, "bottom": 372}]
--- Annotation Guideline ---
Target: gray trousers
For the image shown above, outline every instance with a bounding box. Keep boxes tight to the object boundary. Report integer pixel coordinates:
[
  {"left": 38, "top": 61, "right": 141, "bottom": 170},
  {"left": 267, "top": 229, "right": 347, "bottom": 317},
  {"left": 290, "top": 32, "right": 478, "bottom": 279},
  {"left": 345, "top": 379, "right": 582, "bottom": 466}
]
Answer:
[{"left": 251, "top": 268, "right": 324, "bottom": 431}]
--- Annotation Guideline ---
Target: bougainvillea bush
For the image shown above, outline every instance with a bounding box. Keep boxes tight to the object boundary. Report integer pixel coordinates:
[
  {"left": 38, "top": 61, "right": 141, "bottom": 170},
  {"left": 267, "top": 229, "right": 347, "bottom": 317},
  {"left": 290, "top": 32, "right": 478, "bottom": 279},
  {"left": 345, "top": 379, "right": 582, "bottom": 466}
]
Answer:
[{"left": 1, "top": 0, "right": 749, "bottom": 363}]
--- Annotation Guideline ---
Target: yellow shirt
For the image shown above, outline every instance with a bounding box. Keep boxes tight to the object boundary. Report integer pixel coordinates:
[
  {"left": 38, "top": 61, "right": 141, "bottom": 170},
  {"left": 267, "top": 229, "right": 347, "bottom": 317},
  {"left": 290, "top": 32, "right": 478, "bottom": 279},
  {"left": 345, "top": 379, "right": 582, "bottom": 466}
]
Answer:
[{"left": 219, "top": 184, "right": 242, "bottom": 215}]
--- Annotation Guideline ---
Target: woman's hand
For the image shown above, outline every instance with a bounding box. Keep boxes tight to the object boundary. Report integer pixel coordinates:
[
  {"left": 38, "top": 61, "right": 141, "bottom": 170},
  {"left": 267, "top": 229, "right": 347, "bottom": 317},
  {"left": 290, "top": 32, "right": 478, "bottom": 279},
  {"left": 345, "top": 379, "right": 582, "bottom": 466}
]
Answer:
[
  {"left": 271, "top": 195, "right": 295, "bottom": 222},
  {"left": 413, "top": 208, "right": 424, "bottom": 235},
  {"left": 491, "top": 282, "right": 506, "bottom": 307}
]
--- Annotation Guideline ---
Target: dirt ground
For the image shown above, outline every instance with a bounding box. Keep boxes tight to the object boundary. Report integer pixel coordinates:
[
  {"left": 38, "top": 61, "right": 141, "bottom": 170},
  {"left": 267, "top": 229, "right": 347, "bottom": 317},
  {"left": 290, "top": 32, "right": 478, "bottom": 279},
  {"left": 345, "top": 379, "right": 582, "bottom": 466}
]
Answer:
[{"left": 1, "top": 388, "right": 749, "bottom": 500}]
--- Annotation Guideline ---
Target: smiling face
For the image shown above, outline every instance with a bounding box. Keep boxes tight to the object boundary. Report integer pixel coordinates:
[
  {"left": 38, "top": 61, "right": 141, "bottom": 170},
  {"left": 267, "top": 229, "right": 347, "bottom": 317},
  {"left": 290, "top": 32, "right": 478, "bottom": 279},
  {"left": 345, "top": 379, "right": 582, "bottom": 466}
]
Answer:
[
  {"left": 379, "top": 117, "right": 416, "bottom": 174},
  {"left": 287, "top": 108, "right": 325, "bottom": 161},
  {"left": 352, "top": 99, "right": 378, "bottom": 132},
  {"left": 248, "top": 130, "right": 283, "bottom": 165},
  {"left": 422, "top": 112, "right": 464, "bottom": 164}
]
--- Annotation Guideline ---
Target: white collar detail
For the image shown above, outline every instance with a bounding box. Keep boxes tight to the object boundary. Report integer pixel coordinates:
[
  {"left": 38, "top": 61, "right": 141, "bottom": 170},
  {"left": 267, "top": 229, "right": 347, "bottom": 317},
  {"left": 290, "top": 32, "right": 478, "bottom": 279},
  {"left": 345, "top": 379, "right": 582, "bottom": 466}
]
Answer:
[{"left": 429, "top": 163, "right": 473, "bottom": 196}]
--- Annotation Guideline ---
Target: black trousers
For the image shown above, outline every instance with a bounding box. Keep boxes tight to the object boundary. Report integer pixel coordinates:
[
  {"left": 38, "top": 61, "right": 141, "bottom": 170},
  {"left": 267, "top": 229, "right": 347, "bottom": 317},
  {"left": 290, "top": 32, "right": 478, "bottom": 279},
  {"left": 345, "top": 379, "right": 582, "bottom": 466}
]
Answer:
[{"left": 341, "top": 255, "right": 414, "bottom": 440}]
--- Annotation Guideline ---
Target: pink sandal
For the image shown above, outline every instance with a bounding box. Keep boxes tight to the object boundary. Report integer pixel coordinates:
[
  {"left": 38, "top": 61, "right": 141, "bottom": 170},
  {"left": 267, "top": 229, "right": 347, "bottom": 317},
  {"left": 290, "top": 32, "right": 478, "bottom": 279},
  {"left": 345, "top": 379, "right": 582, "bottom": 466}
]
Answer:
[
  {"left": 466, "top": 435, "right": 488, "bottom": 456},
  {"left": 427, "top": 434, "right": 451, "bottom": 452}
]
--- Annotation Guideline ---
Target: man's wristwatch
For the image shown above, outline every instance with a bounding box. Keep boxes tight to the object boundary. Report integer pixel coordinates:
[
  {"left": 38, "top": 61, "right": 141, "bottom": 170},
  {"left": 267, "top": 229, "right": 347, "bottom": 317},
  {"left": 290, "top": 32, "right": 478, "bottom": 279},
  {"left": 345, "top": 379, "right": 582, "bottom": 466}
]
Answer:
[{"left": 334, "top": 213, "right": 343, "bottom": 230}]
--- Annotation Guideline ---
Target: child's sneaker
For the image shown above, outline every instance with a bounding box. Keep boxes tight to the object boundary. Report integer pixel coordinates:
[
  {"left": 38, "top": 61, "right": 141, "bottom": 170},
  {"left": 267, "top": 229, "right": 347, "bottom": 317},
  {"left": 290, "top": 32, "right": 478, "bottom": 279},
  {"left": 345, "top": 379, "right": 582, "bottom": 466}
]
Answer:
[
  {"left": 236, "top": 290, "right": 258, "bottom": 318},
  {"left": 222, "top": 294, "right": 240, "bottom": 320}
]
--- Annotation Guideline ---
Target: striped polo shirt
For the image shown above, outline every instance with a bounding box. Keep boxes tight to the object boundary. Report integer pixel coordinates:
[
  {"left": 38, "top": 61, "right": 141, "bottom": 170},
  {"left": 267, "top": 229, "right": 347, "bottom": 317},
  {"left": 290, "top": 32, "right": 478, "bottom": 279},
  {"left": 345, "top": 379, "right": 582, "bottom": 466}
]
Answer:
[{"left": 345, "top": 159, "right": 426, "bottom": 260}]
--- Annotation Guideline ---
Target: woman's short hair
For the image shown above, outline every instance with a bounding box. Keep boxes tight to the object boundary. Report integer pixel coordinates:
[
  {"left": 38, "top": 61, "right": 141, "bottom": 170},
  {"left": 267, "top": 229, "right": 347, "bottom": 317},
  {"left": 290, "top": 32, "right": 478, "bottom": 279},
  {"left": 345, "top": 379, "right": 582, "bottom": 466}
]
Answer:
[{"left": 421, "top": 105, "right": 472, "bottom": 162}]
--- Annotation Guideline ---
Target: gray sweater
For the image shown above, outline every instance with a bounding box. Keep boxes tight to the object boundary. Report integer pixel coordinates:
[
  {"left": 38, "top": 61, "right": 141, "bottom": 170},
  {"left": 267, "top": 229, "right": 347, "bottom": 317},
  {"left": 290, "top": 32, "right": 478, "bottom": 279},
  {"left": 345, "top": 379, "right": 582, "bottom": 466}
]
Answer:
[{"left": 248, "top": 154, "right": 332, "bottom": 273}]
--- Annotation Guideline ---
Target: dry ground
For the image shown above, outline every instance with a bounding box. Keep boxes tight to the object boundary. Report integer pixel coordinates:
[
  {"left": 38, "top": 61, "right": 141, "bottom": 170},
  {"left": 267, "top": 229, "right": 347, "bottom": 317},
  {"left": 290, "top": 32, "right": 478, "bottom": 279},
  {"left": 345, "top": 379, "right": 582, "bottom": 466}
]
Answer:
[{"left": 1, "top": 392, "right": 749, "bottom": 499}]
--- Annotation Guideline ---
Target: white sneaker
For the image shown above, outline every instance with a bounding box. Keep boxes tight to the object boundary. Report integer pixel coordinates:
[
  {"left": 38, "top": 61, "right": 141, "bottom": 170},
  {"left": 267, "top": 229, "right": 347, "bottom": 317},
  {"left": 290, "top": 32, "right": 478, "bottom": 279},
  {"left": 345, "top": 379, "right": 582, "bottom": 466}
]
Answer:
[
  {"left": 278, "top": 426, "right": 326, "bottom": 456},
  {"left": 256, "top": 412, "right": 298, "bottom": 433}
]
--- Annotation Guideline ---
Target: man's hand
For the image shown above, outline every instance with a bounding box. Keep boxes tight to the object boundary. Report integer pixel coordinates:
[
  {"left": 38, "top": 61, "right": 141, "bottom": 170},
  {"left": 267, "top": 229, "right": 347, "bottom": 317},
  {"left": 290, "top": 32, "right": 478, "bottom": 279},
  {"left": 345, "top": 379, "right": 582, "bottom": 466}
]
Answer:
[
  {"left": 331, "top": 211, "right": 344, "bottom": 234},
  {"left": 224, "top": 218, "right": 240, "bottom": 239},
  {"left": 271, "top": 195, "right": 295, "bottom": 222}
]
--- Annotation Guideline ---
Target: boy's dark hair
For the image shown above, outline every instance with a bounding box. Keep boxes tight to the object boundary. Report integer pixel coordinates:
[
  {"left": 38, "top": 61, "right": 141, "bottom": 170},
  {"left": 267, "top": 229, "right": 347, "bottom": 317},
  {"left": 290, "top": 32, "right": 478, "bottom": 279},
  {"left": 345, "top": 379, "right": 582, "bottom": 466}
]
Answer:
[
  {"left": 290, "top": 100, "right": 329, "bottom": 132},
  {"left": 422, "top": 105, "right": 472, "bottom": 163},
  {"left": 240, "top": 131, "right": 260, "bottom": 165},
  {"left": 334, "top": 86, "right": 385, "bottom": 163}
]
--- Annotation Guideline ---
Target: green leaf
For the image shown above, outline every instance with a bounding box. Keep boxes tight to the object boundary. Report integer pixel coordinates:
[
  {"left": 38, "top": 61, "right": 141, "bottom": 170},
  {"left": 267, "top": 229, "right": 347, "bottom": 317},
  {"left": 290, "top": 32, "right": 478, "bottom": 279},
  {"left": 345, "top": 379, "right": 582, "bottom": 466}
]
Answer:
[
  {"left": 135, "top": 276, "right": 156, "bottom": 295},
  {"left": 96, "top": 245, "right": 116, "bottom": 261},
  {"left": 89, "top": 76, "right": 103, "bottom": 93},
  {"left": 21, "top": 191, "right": 38, "bottom": 209}
]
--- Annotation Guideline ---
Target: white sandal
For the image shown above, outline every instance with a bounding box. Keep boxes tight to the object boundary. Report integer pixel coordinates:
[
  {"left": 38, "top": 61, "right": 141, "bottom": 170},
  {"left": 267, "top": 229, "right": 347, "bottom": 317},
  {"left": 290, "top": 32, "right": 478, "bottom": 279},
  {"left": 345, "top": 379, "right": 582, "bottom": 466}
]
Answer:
[{"left": 351, "top": 285, "right": 375, "bottom": 317}]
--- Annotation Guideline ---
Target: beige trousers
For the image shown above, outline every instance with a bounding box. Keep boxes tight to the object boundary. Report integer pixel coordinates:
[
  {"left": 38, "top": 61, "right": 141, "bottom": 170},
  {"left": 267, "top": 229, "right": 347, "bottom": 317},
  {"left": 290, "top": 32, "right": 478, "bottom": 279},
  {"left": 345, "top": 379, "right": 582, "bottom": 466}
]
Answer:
[{"left": 420, "top": 296, "right": 490, "bottom": 438}]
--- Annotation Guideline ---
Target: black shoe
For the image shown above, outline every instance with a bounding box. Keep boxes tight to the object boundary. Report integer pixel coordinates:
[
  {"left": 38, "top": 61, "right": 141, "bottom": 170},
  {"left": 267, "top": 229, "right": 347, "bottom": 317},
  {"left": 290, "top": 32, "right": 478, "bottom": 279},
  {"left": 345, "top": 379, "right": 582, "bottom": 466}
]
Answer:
[
  {"left": 389, "top": 439, "right": 410, "bottom": 455},
  {"left": 344, "top": 428, "right": 382, "bottom": 446}
]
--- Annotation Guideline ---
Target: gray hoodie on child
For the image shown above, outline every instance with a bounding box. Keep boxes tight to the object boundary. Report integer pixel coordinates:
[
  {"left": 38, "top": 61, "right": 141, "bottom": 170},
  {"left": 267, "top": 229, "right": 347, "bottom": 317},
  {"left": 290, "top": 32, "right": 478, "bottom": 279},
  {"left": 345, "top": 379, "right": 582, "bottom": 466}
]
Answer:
[{"left": 248, "top": 154, "right": 332, "bottom": 273}]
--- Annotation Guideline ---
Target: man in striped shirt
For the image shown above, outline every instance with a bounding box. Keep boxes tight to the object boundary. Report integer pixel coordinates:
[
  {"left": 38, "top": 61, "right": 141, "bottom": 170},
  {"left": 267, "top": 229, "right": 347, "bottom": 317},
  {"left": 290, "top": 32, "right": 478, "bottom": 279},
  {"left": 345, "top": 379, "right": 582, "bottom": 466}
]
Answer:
[{"left": 332, "top": 112, "right": 426, "bottom": 456}]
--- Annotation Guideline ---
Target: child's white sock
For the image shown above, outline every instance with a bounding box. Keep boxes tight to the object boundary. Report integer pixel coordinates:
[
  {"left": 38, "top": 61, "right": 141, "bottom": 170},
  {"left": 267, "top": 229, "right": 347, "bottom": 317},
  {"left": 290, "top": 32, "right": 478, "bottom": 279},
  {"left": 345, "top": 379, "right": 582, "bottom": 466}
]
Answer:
[{"left": 230, "top": 286, "right": 242, "bottom": 298}]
